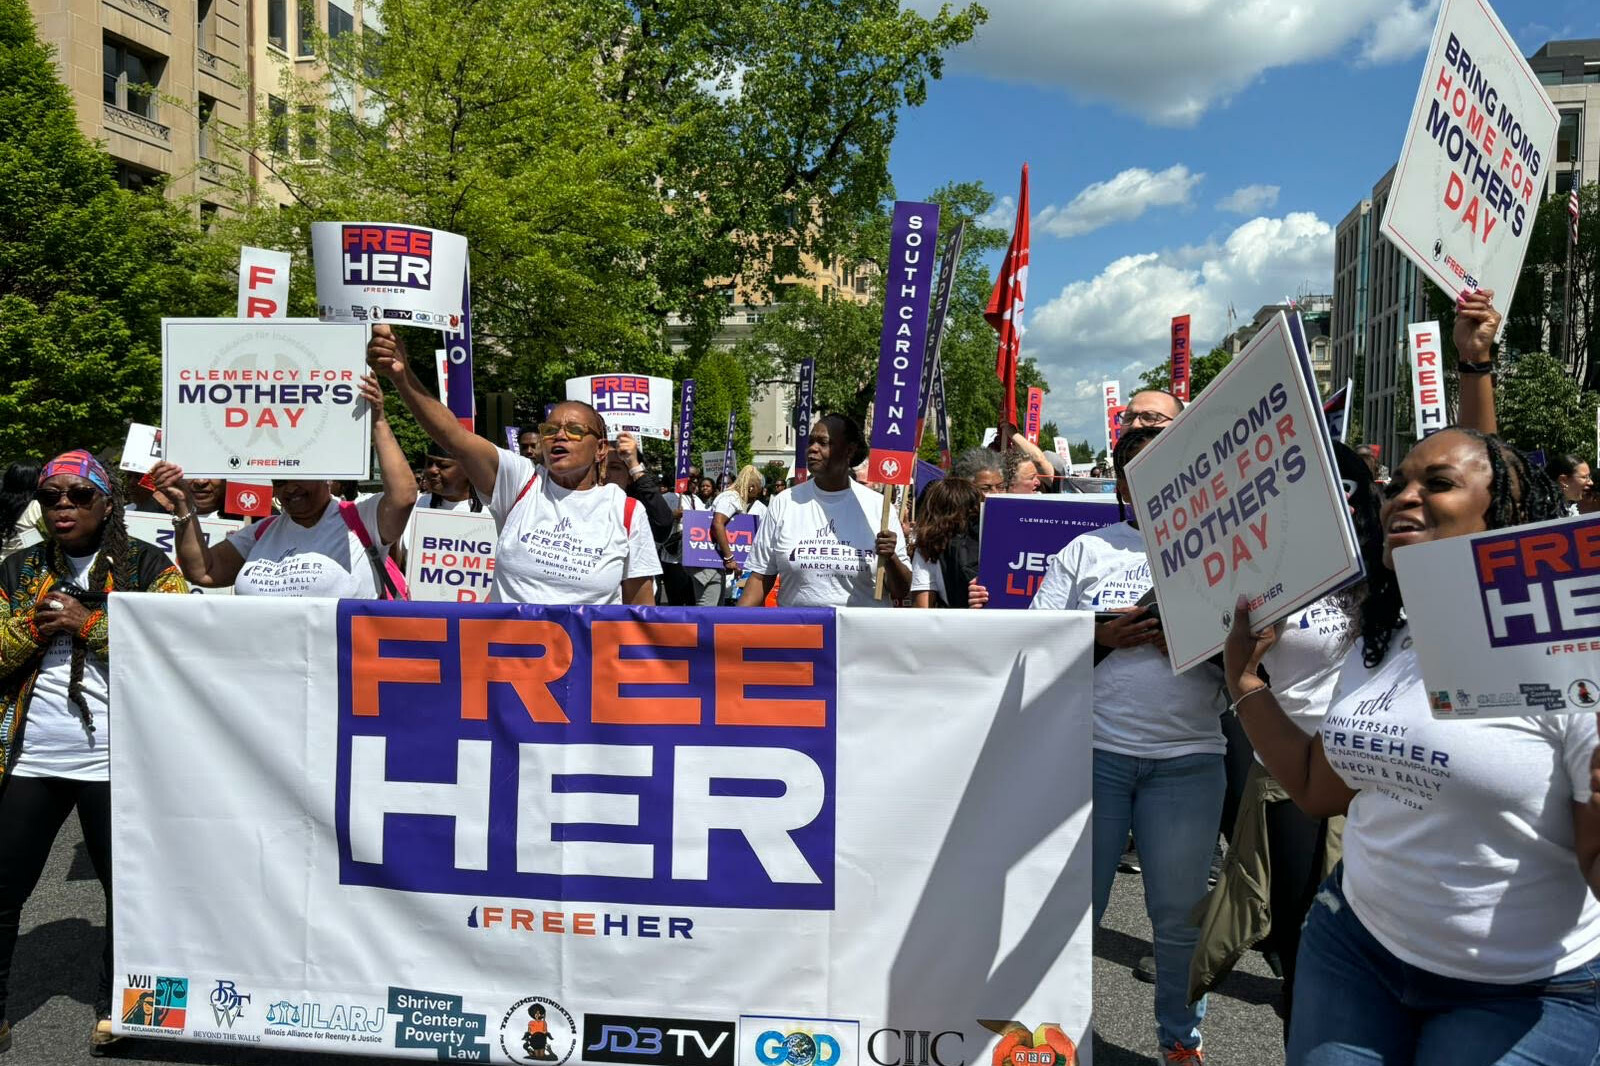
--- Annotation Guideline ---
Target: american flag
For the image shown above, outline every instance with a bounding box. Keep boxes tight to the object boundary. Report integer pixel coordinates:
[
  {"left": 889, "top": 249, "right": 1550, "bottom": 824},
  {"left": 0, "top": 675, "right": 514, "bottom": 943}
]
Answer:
[{"left": 1572, "top": 185, "right": 1582, "bottom": 249}]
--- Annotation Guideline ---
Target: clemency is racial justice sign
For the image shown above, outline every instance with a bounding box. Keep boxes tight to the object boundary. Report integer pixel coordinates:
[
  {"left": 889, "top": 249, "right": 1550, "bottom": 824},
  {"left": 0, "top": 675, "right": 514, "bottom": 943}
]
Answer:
[
  {"left": 1379, "top": 0, "right": 1558, "bottom": 327},
  {"left": 1123, "top": 313, "right": 1363, "bottom": 672},
  {"left": 1395, "top": 510, "right": 1600, "bottom": 719},
  {"left": 162, "top": 319, "right": 372, "bottom": 480},
  {"left": 312, "top": 222, "right": 469, "bottom": 331}
]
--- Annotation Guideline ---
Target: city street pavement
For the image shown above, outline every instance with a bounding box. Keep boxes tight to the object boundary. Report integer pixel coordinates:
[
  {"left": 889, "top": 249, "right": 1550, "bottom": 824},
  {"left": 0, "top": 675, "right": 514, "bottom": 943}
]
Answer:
[{"left": 12, "top": 825, "right": 1287, "bottom": 1065}]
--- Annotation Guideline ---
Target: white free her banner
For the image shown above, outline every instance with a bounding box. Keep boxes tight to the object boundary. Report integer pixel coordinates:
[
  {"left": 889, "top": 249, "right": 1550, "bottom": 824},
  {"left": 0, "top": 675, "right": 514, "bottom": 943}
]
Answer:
[
  {"left": 109, "top": 598, "right": 1095, "bottom": 1066},
  {"left": 1394, "top": 510, "right": 1600, "bottom": 719},
  {"left": 1122, "top": 314, "right": 1361, "bottom": 672},
  {"left": 162, "top": 319, "right": 372, "bottom": 479}
]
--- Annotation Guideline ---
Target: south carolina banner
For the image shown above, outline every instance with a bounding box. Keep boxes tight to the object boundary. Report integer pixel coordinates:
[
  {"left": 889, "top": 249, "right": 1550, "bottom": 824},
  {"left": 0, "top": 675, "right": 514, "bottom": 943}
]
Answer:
[{"left": 108, "top": 598, "right": 1094, "bottom": 1065}]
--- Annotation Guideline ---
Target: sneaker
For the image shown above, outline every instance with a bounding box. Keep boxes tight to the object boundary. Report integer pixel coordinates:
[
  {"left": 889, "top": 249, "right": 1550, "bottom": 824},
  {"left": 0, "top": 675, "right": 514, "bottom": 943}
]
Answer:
[
  {"left": 0, "top": 1020, "right": 11, "bottom": 1054},
  {"left": 1162, "top": 1040, "right": 1205, "bottom": 1064},
  {"left": 1117, "top": 850, "right": 1141, "bottom": 875},
  {"left": 1133, "top": 954, "right": 1157, "bottom": 983},
  {"left": 89, "top": 1017, "right": 121, "bottom": 1057}
]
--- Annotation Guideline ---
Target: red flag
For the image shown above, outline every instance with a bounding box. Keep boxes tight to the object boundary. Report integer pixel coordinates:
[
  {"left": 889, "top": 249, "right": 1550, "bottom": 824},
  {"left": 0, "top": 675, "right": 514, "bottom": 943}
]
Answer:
[
  {"left": 225, "top": 481, "right": 274, "bottom": 518},
  {"left": 985, "top": 164, "right": 1030, "bottom": 429}
]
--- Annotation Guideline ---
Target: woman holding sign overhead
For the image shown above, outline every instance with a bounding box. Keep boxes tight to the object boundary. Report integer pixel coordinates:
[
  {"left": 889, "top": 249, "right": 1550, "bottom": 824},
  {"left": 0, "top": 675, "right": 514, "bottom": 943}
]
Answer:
[
  {"left": 366, "top": 326, "right": 660, "bottom": 605},
  {"left": 148, "top": 374, "right": 416, "bottom": 599},
  {"left": 739, "top": 413, "right": 910, "bottom": 607},
  {"left": 1223, "top": 426, "right": 1600, "bottom": 1064}
]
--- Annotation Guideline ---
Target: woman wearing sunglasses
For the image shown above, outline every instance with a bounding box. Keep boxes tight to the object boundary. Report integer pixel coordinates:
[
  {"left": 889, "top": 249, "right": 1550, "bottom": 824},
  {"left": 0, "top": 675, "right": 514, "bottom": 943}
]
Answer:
[
  {"left": 0, "top": 451, "right": 187, "bottom": 1055},
  {"left": 367, "top": 327, "right": 660, "bottom": 605}
]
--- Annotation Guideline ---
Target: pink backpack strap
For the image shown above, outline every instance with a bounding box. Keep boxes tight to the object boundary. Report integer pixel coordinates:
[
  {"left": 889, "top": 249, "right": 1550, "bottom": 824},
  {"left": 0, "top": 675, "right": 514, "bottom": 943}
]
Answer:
[
  {"left": 336, "top": 500, "right": 375, "bottom": 549},
  {"left": 337, "top": 500, "right": 409, "bottom": 600},
  {"left": 254, "top": 515, "right": 278, "bottom": 536}
]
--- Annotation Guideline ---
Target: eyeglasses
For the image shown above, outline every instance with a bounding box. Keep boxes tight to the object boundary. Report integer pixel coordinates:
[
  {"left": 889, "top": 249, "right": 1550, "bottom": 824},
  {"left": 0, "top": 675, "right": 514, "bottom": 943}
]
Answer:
[
  {"left": 1116, "top": 409, "right": 1174, "bottom": 428},
  {"left": 537, "top": 421, "right": 602, "bottom": 442},
  {"left": 35, "top": 486, "right": 101, "bottom": 508}
]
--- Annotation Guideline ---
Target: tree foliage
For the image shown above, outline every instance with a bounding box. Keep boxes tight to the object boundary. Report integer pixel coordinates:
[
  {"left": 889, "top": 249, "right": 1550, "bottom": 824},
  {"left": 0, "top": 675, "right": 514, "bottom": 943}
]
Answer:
[
  {"left": 0, "top": 0, "right": 230, "bottom": 459},
  {"left": 688, "top": 347, "right": 752, "bottom": 471},
  {"left": 1493, "top": 351, "right": 1598, "bottom": 461},
  {"left": 1136, "top": 346, "right": 1234, "bottom": 399}
]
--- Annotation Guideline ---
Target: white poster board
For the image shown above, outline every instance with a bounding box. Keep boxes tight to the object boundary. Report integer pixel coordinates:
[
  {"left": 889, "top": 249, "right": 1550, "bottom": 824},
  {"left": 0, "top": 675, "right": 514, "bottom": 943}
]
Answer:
[
  {"left": 238, "top": 246, "right": 291, "bottom": 319},
  {"left": 1394, "top": 510, "right": 1600, "bottom": 718},
  {"left": 1379, "top": 0, "right": 1559, "bottom": 326},
  {"left": 404, "top": 510, "right": 496, "bottom": 603},
  {"left": 124, "top": 512, "right": 244, "bottom": 595},
  {"left": 119, "top": 424, "right": 163, "bottom": 475},
  {"left": 109, "top": 598, "right": 1095, "bottom": 1065},
  {"left": 312, "top": 222, "right": 468, "bottom": 331},
  {"left": 565, "top": 375, "right": 675, "bottom": 441},
  {"left": 700, "top": 450, "right": 726, "bottom": 487},
  {"left": 161, "top": 319, "right": 372, "bottom": 480},
  {"left": 1123, "top": 313, "right": 1363, "bottom": 672}
]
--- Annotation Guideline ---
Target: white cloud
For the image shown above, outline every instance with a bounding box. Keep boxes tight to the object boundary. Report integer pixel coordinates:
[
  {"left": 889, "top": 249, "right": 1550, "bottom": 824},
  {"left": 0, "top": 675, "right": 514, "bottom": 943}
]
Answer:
[
  {"left": 1027, "top": 212, "right": 1335, "bottom": 441},
  {"left": 1216, "top": 183, "right": 1280, "bottom": 214},
  {"left": 977, "top": 194, "right": 1016, "bottom": 232},
  {"left": 1358, "top": 1, "right": 1440, "bottom": 65},
  {"left": 907, "top": 0, "right": 1436, "bottom": 125},
  {"left": 1035, "top": 165, "right": 1201, "bottom": 239}
]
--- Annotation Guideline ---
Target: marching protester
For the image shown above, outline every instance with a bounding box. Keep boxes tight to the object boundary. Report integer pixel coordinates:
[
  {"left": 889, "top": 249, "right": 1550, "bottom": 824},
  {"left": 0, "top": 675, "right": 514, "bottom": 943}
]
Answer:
[
  {"left": 951, "top": 448, "right": 1005, "bottom": 496},
  {"left": 601, "top": 432, "right": 674, "bottom": 544},
  {"left": 148, "top": 374, "right": 416, "bottom": 598},
  {"left": 367, "top": 326, "right": 660, "bottom": 605},
  {"left": 1223, "top": 425, "right": 1599, "bottom": 1064},
  {"left": 394, "top": 443, "right": 484, "bottom": 570},
  {"left": 0, "top": 452, "right": 188, "bottom": 1054},
  {"left": 0, "top": 463, "right": 41, "bottom": 553},
  {"left": 908, "top": 477, "right": 988, "bottom": 608},
  {"left": 1189, "top": 441, "right": 1388, "bottom": 1031},
  {"left": 739, "top": 413, "right": 910, "bottom": 607},
  {"left": 516, "top": 427, "right": 542, "bottom": 463},
  {"left": 1547, "top": 453, "right": 1593, "bottom": 517},
  {"left": 1029, "top": 408, "right": 1225, "bottom": 1064},
  {"left": 1003, "top": 449, "right": 1041, "bottom": 494},
  {"left": 712, "top": 465, "right": 765, "bottom": 577}
]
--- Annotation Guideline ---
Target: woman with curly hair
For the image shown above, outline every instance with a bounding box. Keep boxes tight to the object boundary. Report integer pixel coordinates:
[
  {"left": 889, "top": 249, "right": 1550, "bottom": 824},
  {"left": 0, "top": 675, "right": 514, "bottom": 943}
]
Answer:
[
  {"left": 0, "top": 451, "right": 188, "bottom": 1055},
  {"left": 1223, "top": 426, "right": 1599, "bottom": 1064},
  {"left": 908, "top": 478, "right": 989, "bottom": 608}
]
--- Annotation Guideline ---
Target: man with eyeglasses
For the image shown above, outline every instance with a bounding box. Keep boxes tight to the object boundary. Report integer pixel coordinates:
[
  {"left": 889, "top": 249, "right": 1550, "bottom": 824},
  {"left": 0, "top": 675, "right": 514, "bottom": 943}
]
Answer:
[{"left": 1115, "top": 391, "right": 1183, "bottom": 430}]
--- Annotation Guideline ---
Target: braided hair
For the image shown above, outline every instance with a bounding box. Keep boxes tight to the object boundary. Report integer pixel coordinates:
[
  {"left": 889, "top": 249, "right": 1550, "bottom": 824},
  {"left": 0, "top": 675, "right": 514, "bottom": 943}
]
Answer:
[
  {"left": 1111, "top": 426, "right": 1164, "bottom": 523},
  {"left": 42, "top": 468, "right": 132, "bottom": 734},
  {"left": 1358, "top": 428, "right": 1562, "bottom": 668}
]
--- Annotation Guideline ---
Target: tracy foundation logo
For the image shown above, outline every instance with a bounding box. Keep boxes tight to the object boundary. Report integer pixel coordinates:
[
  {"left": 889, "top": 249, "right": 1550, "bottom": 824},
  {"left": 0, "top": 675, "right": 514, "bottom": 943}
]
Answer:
[
  {"left": 740, "top": 1015, "right": 859, "bottom": 1066},
  {"left": 499, "top": 996, "right": 577, "bottom": 1064}
]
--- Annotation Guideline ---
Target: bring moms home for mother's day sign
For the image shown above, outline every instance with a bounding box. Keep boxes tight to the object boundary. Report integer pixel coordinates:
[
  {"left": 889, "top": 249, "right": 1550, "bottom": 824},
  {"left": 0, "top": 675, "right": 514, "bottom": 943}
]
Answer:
[{"left": 1123, "top": 313, "right": 1362, "bottom": 672}]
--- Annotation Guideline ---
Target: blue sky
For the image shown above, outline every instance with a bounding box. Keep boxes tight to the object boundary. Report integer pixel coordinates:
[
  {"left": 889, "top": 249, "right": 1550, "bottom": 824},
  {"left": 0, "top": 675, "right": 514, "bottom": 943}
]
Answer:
[{"left": 889, "top": 0, "right": 1594, "bottom": 444}]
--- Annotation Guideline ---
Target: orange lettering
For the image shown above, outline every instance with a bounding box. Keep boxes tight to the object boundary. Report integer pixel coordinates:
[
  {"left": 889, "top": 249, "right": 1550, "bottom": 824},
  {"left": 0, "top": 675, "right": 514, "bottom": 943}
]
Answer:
[
  {"left": 591, "top": 621, "right": 699, "bottom": 724},
  {"left": 714, "top": 624, "right": 826, "bottom": 727},
  {"left": 458, "top": 619, "right": 573, "bottom": 723},
  {"left": 349, "top": 615, "right": 446, "bottom": 716}
]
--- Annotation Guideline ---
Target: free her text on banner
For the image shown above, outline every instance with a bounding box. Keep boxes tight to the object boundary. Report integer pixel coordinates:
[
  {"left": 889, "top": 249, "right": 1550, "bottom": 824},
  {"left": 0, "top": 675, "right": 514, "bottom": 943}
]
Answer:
[{"left": 109, "top": 597, "right": 1094, "bottom": 1066}]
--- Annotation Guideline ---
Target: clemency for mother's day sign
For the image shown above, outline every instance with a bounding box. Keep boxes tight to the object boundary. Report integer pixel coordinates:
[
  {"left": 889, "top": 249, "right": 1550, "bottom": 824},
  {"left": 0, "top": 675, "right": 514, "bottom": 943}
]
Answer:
[
  {"left": 312, "top": 222, "right": 468, "bottom": 331},
  {"left": 1123, "top": 314, "right": 1362, "bottom": 672},
  {"left": 977, "top": 494, "right": 1121, "bottom": 608},
  {"left": 161, "top": 319, "right": 372, "bottom": 480},
  {"left": 1379, "top": 0, "right": 1558, "bottom": 326}
]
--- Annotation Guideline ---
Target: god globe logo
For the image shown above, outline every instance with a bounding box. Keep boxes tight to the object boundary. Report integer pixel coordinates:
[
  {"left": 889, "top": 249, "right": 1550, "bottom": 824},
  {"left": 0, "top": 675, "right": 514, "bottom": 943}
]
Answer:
[{"left": 756, "top": 1029, "right": 840, "bottom": 1066}]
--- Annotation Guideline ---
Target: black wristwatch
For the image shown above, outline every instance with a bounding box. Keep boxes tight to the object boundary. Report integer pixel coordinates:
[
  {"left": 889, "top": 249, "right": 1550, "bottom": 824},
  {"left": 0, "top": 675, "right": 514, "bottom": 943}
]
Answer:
[{"left": 1457, "top": 359, "right": 1495, "bottom": 376}]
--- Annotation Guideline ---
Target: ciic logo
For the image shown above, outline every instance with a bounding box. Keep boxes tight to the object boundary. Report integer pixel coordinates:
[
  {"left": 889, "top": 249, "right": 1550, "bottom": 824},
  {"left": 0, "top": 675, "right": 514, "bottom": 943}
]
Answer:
[{"left": 209, "top": 980, "right": 251, "bottom": 1028}]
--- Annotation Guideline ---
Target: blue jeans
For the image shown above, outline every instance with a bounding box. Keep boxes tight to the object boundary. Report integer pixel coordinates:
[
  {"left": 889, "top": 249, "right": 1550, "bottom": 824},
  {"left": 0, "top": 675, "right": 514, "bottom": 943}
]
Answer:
[
  {"left": 1290, "top": 867, "right": 1600, "bottom": 1066},
  {"left": 1092, "top": 749, "right": 1226, "bottom": 1049}
]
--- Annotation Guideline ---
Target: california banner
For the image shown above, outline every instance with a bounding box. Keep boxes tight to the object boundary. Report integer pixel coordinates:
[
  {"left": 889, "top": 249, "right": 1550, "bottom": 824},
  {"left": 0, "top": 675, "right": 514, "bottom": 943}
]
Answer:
[{"left": 108, "top": 597, "right": 1095, "bottom": 1065}]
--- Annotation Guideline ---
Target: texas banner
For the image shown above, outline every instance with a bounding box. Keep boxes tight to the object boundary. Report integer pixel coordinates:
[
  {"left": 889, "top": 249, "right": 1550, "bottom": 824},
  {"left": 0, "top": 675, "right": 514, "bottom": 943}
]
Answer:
[
  {"left": 977, "top": 495, "right": 1121, "bottom": 609},
  {"left": 1122, "top": 313, "right": 1362, "bottom": 672},
  {"left": 1394, "top": 510, "right": 1600, "bottom": 719},
  {"left": 161, "top": 319, "right": 372, "bottom": 479},
  {"left": 109, "top": 598, "right": 1094, "bottom": 1065},
  {"left": 312, "top": 222, "right": 470, "bottom": 331}
]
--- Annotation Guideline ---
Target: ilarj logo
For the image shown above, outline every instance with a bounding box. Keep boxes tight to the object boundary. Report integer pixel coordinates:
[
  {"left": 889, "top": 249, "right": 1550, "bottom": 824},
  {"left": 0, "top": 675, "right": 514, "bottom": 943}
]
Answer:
[
  {"left": 1569, "top": 679, "right": 1599, "bottom": 708},
  {"left": 229, "top": 456, "right": 241, "bottom": 469}
]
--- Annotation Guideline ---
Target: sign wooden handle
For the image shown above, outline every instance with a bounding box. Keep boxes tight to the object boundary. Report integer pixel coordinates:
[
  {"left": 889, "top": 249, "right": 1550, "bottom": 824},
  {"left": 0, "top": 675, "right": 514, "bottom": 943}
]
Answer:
[{"left": 874, "top": 490, "right": 893, "bottom": 601}]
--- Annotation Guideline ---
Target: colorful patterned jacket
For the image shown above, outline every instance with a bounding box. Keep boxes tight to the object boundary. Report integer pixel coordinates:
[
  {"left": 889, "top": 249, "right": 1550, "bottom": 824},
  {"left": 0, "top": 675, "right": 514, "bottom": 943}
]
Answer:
[{"left": 0, "top": 538, "right": 188, "bottom": 775}]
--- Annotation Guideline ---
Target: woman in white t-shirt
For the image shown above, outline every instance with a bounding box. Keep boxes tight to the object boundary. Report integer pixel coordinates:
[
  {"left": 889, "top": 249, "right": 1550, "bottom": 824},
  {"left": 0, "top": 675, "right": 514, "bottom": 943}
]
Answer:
[
  {"left": 1224, "top": 427, "right": 1600, "bottom": 1064},
  {"left": 711, "top": 466, "right": 764, "bottom": 576},
  {"left": 739, "top": 413, "right": 910, "bottom": 607},
  {"left": 151, "top": 375, "right": 417, "bottom": 598},
  {"left": 367, "top": 327, "right": 660, "bottom": 605}
]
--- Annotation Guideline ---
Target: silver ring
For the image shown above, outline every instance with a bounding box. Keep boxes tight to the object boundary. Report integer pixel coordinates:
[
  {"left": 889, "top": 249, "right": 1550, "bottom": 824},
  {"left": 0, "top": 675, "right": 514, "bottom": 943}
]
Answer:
[{"left": 47, "top": 600, "right": 62, "bottom": 610}]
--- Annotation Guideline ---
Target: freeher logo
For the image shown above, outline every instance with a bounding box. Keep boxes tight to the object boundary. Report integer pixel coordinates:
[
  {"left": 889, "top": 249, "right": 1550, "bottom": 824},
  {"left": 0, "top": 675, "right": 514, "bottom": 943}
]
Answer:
[{"left": 341, "top": 225, "right": 436, "bottom": 290}]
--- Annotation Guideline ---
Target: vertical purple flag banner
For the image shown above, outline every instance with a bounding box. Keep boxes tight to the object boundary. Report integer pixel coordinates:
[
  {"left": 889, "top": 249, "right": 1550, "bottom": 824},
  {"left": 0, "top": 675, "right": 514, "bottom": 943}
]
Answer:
[
  {"left": 794, "top": 358, "right": 816, "bottom": 483},
  {"left": 445, "top": 264, "right": 474, "bottom": 430},
  {"left": 675, "top": 379, "right": 697, "bottom": 494},
  {"left": 916, "top": 220, "right": 965, "bottom": 456},
  {"left": 720, "top": 408, "right": 737, "bottom": 488},
  {"left": 932, "top": 354, "right": 952, "bottom": 468},
  {"left": 503, "top": 426, "right": 520, "bottom": 452},
  {"left": 866, "top": 201, "right": 941, "bottom": 487}
]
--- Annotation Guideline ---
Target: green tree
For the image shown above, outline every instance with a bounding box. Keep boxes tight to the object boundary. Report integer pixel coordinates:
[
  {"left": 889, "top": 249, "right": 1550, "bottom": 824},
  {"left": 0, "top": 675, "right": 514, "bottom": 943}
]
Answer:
[
  {"left": 1136, "top": 346, "right": 1234, "bottom": 398},
  {"left": 1068, "top": 439, "right": 1094, "bottom": 463},
  {"left": 0, "top": 0, "right": 231, "bottom": 459},
  {"left": 1038, "top": 420, "right": 1060, "bottom": 445},
  {"left": 1492, "top": 351, "right": 1599, "bottom": 460},
  {"left": 689, "top": 348, "right": 751, "bottom": 471}
]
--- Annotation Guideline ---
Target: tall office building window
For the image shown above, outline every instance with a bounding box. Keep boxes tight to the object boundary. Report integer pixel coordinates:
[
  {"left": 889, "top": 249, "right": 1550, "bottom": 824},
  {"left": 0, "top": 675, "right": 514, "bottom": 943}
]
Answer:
[
  {"left": 198, "top": 94, "right": 216, "bottom": 159},
  {"left": 103, "top": 37, "right": 160, "bottom": 119},
  {"left": 1557, "top": 111, "right": 1582, "bottom": 164},
  {"left": 298, "top": 0, "right": 316, "bottom": 56},
  {"left": 267, "top": 0, "right": 287, "bottom": 50},
  {"left": 269, "top": 95, "right": 289, "bottom": 154},
  {"left": 327, "top": 1, "right": 353, "bottom": 40},
  {"left": 298, "top": 105, "right": 318, "bottom": 158}
]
